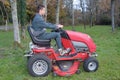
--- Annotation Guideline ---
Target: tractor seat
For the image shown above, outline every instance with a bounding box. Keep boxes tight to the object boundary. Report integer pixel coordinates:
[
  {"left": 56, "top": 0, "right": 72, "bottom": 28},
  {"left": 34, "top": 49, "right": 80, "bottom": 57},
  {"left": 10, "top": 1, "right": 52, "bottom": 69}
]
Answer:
[{"left": 28, "top": 26, "right": 50, "bottom": 47}]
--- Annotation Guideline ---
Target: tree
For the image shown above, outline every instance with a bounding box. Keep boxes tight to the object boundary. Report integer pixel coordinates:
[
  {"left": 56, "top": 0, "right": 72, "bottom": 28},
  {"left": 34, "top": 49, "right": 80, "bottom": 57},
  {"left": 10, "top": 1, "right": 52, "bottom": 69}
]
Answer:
[
  {"left": 71, "top": 0, "right": 75, "bottom": 30},
  {"left": 56, "top": 0, "right": 60, "bottom": 24},
  {"left": 64, "top": 0, "right": 75, "bottom": 29},
  {"left": 86, "top": 0, "right": 98, "bottom": 27},
  {"left": 96, "top": 0, "right": 111, "bottom": 25},
  {"left": 47, "top": 0, "right": 66, "bottom": 24},
  {"left": 80, "top": 0, "right": 86, "bottom": 29},
  {"left": 10, "top": 0, "right": 21, "bottom": 45},
  {"left": 114, "top": 0, "right": 120, "bottom": 27},
  {"left": 17, "top": 0, "right": 27, "bottom": 39},
  {"left": 43, "top": 0, "right": 47, "bottom": 21},
  {"left": 0, "top": 1, "right": 8, "bottom": 26},
  {"left": 2, "top": 1, "right": 8, "bottom": 31},
  {"left": 64, "top": 0, "right": 73, "bottom": 17},
  {"left": 0, "top": 2, "right": 4, "bottom": 24},
  {"left": 82, "top": 0, "right": 98, "bottom": 27},
  {"left": 111, "top": 0, "right": 115, "bottom": 32}
]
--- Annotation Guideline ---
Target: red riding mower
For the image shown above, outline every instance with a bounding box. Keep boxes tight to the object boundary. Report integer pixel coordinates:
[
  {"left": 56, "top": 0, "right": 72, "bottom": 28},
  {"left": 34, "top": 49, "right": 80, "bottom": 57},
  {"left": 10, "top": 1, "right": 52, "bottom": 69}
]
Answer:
[{"left": 25, "top": 26, "right": 99, "bottom": 77}]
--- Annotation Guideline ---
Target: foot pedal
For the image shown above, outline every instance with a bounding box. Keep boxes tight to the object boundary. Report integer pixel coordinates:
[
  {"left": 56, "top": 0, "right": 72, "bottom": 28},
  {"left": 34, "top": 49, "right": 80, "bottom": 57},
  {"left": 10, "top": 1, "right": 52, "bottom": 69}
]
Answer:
[{"left": 66, "top": 48, "right": 71, "bottom": 53}]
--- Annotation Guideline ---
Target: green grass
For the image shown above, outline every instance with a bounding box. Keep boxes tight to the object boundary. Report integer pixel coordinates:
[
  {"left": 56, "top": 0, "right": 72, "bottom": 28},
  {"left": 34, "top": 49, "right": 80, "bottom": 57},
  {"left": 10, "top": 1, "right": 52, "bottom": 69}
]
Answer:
[{"left": 0, "top": 25, "right": 120, "bottom": 80}]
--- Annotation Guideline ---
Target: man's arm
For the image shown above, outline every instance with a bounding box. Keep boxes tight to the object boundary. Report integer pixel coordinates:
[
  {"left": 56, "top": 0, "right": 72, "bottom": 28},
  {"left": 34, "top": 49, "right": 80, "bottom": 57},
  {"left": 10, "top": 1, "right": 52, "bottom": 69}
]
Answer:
[
  {"left": 36, "top": 18, "right": 58, "bottom": 29},
  {"left": 41, "top": 21, "right": 58, "bottom": 29}
]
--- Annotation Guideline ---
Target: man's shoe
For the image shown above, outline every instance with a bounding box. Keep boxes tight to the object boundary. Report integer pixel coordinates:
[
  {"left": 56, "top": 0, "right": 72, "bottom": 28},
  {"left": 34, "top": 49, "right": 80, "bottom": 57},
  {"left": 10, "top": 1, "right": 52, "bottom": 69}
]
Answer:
[{"left": 58, "top": 48, "right": 71, "bottom": 56}]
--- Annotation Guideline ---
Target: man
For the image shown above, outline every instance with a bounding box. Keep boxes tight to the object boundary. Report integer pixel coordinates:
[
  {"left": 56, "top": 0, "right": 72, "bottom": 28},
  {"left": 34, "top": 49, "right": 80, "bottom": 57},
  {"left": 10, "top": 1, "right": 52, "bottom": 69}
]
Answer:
[{"left": 32, "top": 4, "right": 67, "bottom": 56}]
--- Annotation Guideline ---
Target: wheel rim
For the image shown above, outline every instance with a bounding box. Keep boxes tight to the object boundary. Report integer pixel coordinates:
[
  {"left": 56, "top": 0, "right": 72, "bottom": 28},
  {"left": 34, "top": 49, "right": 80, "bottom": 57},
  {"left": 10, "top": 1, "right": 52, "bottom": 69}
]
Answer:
[
  {"left": 32, "top": 60, "right": 48, "bottom": 75},
  {"left": 88, "top": 61, "right": 97, "bottom": 71}
]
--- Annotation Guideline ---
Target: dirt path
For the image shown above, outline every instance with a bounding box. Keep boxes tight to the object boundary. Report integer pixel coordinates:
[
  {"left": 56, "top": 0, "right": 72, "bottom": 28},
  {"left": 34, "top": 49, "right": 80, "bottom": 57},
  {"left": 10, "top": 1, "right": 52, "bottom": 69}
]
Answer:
[{"left": 0, "top": 25, "right": 13, "bottom": 30}]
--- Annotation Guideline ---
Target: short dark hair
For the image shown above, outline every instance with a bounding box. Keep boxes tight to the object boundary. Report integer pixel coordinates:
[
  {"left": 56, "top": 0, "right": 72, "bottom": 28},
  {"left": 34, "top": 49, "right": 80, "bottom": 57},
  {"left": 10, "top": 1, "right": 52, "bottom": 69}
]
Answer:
[{"left": 37, "top": 4, "right": 45, "bottom": 12}]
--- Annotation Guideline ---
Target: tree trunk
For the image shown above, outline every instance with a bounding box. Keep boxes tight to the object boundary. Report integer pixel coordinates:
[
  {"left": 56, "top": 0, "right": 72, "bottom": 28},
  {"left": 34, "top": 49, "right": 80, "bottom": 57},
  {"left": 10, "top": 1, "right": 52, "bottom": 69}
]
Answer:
[
  {"left": 2, "top": 1, "right": 8, "bottom": 22},
  {"left": 5, "top": 20, "right": 8, "bottom": 31},
  {"left": 10, "top": 0, "right": 21, "bottom": 44},
  {"left": 43, "top": 0, "right": 47, "bottom": 21},
  {"left": 0, "top": 5, "right": 4, "bottom": 23},
  {"left": 72, "top": 0, "right": 75, "bottom": 30},
  {"left": 80, "top": 0, "right": 86, "bottom": 29},
  {"left": 90, "top": 10, "right": 93, "bottom": 28},
  {"left": 56, "top": 0, "right": 60, "bottom": 24},
  {"left": 111, "top": 0, "right": 115, "bottom": 32},
  {"left": 83, "top": 11, "right": 86, "bottom": 29},
  {"left": 35, "top": 0, "right": 38, "bottom": 6},
  {"left": 95, "top": 3, "right": 98, "bottom": 25},
  {"left": 19, "top": 0, "right": 26, "bottom": 39}
]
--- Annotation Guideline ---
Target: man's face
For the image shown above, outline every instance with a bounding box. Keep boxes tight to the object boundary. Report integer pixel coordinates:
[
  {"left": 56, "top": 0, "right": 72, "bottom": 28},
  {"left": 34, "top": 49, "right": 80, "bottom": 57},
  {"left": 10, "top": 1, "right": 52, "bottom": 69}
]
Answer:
[{"left": 39, "top": 8, "right": 45, "bottom": 15}]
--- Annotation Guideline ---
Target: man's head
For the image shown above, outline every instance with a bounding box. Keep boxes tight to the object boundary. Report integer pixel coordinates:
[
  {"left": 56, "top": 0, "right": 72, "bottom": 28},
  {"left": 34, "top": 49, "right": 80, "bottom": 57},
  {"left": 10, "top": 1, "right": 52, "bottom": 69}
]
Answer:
[{"left": 37, "top": 4, "right": 45, "bottom": 15}]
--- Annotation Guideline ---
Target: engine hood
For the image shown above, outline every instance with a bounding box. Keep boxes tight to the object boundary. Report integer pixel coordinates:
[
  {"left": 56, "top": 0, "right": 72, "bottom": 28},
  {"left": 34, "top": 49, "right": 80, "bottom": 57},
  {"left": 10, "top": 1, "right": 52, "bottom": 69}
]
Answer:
[{"left": 66, "top": 30, "right": 96, "bottom": 53}]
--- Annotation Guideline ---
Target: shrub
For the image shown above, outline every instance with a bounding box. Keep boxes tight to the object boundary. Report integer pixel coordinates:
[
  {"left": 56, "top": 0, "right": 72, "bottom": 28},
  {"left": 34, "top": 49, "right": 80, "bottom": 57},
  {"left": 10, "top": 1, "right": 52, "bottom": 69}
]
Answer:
[{"left": 99, "top": 15, "right": 111, "bottom": 25}]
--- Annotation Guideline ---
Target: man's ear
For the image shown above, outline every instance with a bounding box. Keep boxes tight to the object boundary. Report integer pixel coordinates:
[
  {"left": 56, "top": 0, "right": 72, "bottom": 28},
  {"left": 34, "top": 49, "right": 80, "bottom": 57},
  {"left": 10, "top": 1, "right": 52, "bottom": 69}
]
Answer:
[{"left": 39, "top": 10, "right": 41, "bottom": 14}]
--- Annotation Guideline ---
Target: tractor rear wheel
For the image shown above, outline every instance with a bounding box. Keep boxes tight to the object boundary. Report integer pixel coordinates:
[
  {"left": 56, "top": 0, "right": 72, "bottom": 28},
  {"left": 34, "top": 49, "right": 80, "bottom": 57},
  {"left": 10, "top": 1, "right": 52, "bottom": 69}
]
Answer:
[{"left": 27, "top": 54, "right": 52, "bottom": 77}]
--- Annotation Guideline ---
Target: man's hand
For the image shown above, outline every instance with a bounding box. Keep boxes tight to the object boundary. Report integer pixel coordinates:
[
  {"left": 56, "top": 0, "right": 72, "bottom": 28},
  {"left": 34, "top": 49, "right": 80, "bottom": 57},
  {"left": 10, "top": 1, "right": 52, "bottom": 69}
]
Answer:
[{"left": 57, "top": 24, "right": 64, "bottom": 28}]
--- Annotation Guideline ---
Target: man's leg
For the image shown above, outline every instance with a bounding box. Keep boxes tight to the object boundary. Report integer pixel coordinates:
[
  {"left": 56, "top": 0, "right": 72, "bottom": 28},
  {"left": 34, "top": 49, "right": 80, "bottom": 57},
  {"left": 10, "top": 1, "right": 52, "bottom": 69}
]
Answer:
[
  {"left": 41, "top": 32, "right": 69, "bottom": 56},
  {"left": 42, "top": 32, "right": 62, "bottom": 49}
]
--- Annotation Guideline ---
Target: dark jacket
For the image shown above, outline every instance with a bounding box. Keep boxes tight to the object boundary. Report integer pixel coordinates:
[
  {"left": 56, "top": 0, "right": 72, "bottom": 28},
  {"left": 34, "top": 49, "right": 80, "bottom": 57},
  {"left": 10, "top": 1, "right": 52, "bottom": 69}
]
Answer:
[{"left": 32, "top": 13, "right": 58, "bottom": 36}]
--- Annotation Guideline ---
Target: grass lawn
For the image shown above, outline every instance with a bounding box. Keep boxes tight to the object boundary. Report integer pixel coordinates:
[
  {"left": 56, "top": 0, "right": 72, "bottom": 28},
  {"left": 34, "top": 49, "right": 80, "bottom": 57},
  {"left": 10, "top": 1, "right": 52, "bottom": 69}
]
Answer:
[{"left": 0, "top": 25, "right": 120, "bottom": 80}]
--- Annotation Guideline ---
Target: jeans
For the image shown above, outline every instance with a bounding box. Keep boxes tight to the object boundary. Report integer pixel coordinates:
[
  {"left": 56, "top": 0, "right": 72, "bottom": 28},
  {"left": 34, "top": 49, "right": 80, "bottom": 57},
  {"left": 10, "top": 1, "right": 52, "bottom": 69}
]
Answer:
[{"left": 38, "top": 32, "right": 62, "bottom": 49}]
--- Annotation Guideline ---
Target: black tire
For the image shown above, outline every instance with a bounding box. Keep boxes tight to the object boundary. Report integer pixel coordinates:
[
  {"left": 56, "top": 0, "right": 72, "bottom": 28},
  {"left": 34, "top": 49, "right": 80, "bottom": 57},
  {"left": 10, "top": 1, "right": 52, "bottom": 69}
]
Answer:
[
  {"left": 27, "top": 54, "right": 52, "bottom": 77},
  {"left": 83, "top": 57, "right": 99, "bottom": 72}
]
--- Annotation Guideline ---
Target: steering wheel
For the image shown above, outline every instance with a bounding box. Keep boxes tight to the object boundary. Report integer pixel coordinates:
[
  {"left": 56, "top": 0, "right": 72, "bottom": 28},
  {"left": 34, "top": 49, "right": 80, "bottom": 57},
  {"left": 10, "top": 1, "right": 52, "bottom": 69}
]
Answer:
[{"left": 51, "top": 28, "right": 63, "bottom": 32}]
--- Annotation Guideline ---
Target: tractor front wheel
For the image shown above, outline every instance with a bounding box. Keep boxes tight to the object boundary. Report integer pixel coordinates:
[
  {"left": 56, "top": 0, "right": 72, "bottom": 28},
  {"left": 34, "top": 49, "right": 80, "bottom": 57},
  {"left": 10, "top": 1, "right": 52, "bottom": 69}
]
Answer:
[{"left": 83, "top": 57, "right": 99, "bottom": 72}]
